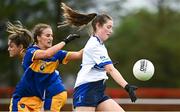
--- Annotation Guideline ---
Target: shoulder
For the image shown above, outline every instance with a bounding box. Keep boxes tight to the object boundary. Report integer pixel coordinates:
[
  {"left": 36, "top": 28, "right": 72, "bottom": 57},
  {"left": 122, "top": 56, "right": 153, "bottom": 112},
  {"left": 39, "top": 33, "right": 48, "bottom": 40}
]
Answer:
[
  {"left": 26, "top": 45, "right": 39, "bottom": 54},
  {"left": 86, "top": 36, "right": 99, "bottom": 49},
  {"left": 88, "top": 36, "right": 99, "bottom": 44},
  {"left": 24, "top": 45, "right": 40, "bottom": 59}
]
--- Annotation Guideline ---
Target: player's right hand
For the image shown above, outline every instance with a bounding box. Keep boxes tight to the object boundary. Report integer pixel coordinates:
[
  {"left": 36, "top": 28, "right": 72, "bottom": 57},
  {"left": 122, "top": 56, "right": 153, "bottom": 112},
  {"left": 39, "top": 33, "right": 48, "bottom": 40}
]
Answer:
[
  {"left": 124, "top": 84, "right": 138, "bottom": 102},
  {"left": 63, "top": 34, "right": 80, "bottom": 44}
]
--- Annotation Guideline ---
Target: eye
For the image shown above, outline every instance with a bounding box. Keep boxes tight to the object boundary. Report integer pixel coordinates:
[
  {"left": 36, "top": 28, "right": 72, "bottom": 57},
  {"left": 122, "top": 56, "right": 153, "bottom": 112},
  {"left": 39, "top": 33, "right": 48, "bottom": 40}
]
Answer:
[
  {"left": 45, "top": 34, "right": 49, "bottom": 37},
  {"left": 46, "top": 34, "right": 53, "bottom": 38},
  {"left": 107, "top": 25, "right": 112, "bottom": 29}
]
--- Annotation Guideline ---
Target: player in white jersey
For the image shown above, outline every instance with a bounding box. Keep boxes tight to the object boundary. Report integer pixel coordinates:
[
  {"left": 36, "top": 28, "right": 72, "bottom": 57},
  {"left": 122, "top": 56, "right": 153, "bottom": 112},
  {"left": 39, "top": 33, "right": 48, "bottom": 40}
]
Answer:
[
  {"left": 74, "top": 35, "right": 111, "bottom": 87},
  {"left": 59, "top": 3, "right": 138, "bottom": 112}
]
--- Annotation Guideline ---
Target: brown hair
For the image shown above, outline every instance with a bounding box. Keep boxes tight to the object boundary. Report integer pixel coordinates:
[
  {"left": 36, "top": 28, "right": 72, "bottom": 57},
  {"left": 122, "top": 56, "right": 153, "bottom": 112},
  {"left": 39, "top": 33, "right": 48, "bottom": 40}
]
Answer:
[
  {"left": 6, "top": 21, "right": 33, "bottom": 49},
  {"left": 32, "top": 23, "right": 51, "bottom": 44},
  {"left": 58, "top": 3, "right": 112, "bottom": 33}
]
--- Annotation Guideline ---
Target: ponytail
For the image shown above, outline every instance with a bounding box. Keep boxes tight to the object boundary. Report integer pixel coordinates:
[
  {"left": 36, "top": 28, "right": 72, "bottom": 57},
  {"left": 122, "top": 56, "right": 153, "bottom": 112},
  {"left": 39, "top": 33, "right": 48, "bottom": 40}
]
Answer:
[
  {"left": 58, "top": 3, "right": 97, "bottom": 30},
  {"left": 6, "top": 21, "right": 33, "bottom": 49},
  {"left": 58, "top": 3, "right": 112, "bottom": 34}
]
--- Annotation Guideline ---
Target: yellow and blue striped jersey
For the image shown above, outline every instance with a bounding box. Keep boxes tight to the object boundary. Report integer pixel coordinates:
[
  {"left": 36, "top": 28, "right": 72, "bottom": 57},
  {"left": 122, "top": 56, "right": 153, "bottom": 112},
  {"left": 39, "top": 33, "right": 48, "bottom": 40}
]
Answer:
[{"left": 13, "top": 45, "right": 69, "bottom": 100}]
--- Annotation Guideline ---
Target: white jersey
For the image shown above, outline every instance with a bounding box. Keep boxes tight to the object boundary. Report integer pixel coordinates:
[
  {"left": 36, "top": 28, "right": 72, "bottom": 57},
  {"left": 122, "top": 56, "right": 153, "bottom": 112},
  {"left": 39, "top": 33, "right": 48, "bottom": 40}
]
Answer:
[{"left": 74, "top": 35, "right": 112, "bottom": 88}]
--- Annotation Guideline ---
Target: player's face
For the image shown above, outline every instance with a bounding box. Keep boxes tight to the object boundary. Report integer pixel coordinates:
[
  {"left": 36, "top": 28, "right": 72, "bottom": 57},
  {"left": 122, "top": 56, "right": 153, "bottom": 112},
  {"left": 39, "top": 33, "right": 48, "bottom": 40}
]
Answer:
[
  {"left": 37, "top": 27, "right": 53, "bottom": 49},
  {"left": 96, "top": 20, "right": 113, "bottom": 42},
  {"left": 8, "top": 40, "right": 22, "bottom": 57}
]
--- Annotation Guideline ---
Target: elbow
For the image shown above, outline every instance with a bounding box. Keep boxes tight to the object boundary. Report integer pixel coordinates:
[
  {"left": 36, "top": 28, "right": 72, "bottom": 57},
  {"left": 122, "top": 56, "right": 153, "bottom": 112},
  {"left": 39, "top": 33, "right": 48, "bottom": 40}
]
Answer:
[
  {"left": 105, "top": 64, "right": 115, "bottom": 75},
  {"left": 43, "top": 51, "right": 53, "bottom": 58},
  {"left": 45, "top": 54, "right": 52, "bottom": 58},
  {"left": 105, "top": 67, "right": 114, "bottom": 75}
]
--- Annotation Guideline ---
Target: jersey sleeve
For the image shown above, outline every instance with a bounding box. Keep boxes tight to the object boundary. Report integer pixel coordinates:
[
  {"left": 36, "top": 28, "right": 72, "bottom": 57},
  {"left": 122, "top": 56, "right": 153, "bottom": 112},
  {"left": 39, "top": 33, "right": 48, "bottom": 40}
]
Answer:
[
  {"left": 55, "top": 50, "right": 69, "bottom": 64},
  {"left": 91, "top": 45, "right": 112, "bottom": 69},
  {"left": 23, "top": 48, "right": 38, "bottom": 70}
]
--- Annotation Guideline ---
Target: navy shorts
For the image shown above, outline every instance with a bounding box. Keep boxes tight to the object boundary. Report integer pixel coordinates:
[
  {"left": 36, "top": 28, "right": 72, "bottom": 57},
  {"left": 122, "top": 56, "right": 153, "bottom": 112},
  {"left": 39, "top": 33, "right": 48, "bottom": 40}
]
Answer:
[{"left": 73, "top": 80, "right": 110, "bottom": 108}]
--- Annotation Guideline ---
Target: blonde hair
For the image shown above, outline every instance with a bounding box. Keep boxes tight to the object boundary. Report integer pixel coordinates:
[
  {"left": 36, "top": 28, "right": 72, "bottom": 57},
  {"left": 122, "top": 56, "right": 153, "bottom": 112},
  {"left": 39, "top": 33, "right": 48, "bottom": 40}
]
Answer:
[{"left": 6, "top": 21, "right": 33, "bottom": 49}]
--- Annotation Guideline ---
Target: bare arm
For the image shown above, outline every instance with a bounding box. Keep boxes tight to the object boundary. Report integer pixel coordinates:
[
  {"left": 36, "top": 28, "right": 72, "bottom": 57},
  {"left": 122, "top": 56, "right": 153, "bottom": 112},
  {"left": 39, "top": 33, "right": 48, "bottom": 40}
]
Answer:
[
  {"left": 105, "top": 64, "right": 128, "bottom": 88},
  {"left": 33, "top": 34, "right": 80, "bottom": 60},
  {"left": 66, "top": 49, "right": 83, "bottom": 61},
  {"left": 34, "top": 42, "right": 66, "bottom": 60},
  {"left": 105, "top": 64, "right": 138, "bottom": 102}
]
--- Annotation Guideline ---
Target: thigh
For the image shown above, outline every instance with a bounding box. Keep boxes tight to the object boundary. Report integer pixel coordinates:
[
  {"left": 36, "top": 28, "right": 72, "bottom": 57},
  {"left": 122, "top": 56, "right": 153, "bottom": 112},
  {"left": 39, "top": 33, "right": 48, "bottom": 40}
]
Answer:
[
  {"left": 75, "top": 106, "right": 95, "bottom": 112},
  {"left": 10, "top": 96, "right": 43, "bottom": 112},
  {"left": 96, "top": 99, "right": 125, "bottom": 112},
  {"left": 44, "top": 91, "right": 67, "bottom": 111}
]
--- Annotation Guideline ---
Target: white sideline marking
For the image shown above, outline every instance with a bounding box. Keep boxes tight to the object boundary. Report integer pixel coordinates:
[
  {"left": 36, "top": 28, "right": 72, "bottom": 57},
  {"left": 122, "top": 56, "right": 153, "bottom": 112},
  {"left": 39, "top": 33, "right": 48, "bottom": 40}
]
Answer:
[{"left": 1, "top": 98, "right": 180, "bottom": 105}]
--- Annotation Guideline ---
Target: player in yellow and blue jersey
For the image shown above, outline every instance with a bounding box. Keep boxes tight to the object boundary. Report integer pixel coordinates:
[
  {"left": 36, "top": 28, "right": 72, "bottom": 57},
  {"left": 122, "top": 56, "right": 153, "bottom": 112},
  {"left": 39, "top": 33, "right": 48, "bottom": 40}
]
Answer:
[
  {"left": 7, "top": 21, "right": 33, "bottom": 58},
  {"left": 8, "top": 23, "right": 82, "bottom": 111},
  {"left": 6, "top": 21, "right": 41, "bottom": 111}
]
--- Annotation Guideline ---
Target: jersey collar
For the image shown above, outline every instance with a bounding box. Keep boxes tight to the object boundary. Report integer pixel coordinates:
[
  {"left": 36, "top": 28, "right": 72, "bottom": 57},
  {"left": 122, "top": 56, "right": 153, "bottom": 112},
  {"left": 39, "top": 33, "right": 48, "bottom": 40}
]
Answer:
[{"left": 93, "top": 35, "right": 103, "bottom": 45}]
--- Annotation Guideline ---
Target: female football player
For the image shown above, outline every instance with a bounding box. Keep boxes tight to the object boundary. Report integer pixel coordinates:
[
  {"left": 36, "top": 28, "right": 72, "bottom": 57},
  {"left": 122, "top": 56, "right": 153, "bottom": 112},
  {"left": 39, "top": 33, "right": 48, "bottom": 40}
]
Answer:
[
  {"left": 7, "top": 21, "right": 33, "bottom": 58},
  {"left": 31, "top": 24, "right": 82, "bottom": 111},
  {"left": 7, "top": 21, "right": 82, "bottom": 111},
  {"left": 59, "top": 3, "right": 138, "bottom": 112}
]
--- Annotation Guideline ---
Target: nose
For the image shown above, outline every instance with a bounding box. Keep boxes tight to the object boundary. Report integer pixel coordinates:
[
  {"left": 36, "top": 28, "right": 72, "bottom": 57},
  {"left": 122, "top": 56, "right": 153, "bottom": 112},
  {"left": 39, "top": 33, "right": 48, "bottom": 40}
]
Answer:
[
  {"left": 110, "top": 28, "right": 113, "bottom": 34},
  {"left": 50, "top": 35, "right": 53, "bottom": 41},
  {"left": 8, "top": 47, "right": 10, "bottom": 51}
]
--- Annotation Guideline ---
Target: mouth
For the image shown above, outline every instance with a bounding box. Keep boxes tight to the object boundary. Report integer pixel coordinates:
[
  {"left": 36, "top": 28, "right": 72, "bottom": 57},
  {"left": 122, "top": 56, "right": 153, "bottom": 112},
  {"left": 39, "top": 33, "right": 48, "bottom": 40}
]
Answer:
[
  {"left": 47, "top": 41, "right": 52, "bottom": 45},
  {"left": 107, "top": 34, "right": 110, "bottom": 36}
]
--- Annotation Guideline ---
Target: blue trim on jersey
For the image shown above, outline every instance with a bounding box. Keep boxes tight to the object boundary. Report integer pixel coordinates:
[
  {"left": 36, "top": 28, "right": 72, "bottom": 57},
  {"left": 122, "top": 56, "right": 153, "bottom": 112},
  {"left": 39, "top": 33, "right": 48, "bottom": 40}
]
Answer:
[
  {"left": 93, "top": 35, "right": 103, "bottom": 45},
  {"left": 93, "top": 61, "right": 112, "bottom": 70}
]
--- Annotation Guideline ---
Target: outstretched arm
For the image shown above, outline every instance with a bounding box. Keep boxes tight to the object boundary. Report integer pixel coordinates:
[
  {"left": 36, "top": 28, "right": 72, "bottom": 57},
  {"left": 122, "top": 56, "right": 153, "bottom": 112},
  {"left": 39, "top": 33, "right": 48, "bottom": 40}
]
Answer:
[
  {"left": 34, "top": 41, "right": 66, "bottom": 60},
  {"left": 66, "top": 49, "right": 83, "bottom": 61},
  {"left": 33, "top": 34, "right": 80, "bottom": 60}
]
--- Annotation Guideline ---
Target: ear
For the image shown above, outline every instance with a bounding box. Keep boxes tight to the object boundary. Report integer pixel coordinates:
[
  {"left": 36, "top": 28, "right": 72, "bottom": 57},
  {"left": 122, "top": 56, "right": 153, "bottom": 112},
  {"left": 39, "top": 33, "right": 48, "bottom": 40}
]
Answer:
[
  {"left": 19, "top": 44, "right": 24, "bottom": 50},
  {"left": 37, "top": 36, "right": 41, "bottom": 43},
  {"left": 96, "top": 22, "right": 101, "bottom": 29}
]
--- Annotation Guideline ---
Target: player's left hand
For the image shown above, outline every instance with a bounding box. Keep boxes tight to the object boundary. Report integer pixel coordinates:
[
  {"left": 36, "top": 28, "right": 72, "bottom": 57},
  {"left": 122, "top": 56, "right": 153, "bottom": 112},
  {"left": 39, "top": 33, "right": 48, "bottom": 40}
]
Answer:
[
  {"left": 124, "top": 84, "right": 138, "bottom": 102},
  {"left": 63, "top": 34, "right": 80, "bottom": 44}
]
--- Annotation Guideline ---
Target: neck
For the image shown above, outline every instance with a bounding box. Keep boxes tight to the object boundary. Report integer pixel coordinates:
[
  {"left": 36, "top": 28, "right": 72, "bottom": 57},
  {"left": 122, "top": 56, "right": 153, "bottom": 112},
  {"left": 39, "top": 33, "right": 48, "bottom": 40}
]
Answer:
[
  {"left": 93, "top": 34, "right": 103, "bottom": 42},
  {"left": 36, "top": 43, "right": 46, "bottom": 50},
  {"left": 19, "top": 49, "right": 25, "bottom": 59}
]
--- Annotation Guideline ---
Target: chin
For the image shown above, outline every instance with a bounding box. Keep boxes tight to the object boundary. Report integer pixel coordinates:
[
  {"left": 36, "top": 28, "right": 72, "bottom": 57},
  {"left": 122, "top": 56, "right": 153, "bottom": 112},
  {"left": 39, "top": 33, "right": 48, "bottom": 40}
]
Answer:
[
  {"left": 49, "top": 43, "right": 52, "bottom": 47},
  {"left": 9, "top": 55, "right": 14, "bottom": 57},
  {"left": 46, "top": 44, "right": 51, "bottom": 47},
  {"left": 46, "top": 45, "right": 52, "bottom": 49}
]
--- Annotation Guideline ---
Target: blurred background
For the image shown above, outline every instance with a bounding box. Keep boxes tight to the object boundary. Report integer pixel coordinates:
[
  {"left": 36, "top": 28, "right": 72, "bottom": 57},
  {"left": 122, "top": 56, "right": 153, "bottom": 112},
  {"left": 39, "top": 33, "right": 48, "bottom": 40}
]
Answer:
[{"left": 0, "top": 0, "right": 180, "bottom": 111}]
